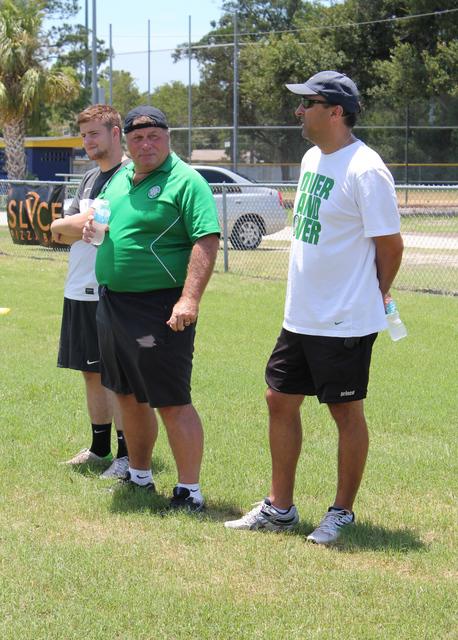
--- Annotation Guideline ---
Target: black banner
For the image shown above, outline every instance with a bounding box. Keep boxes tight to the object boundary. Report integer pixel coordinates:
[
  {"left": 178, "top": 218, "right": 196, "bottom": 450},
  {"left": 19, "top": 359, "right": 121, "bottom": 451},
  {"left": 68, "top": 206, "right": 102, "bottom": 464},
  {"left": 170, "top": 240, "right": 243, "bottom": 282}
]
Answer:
[{"left": 7, "top": 183, "right": 66, "bottom": 247}]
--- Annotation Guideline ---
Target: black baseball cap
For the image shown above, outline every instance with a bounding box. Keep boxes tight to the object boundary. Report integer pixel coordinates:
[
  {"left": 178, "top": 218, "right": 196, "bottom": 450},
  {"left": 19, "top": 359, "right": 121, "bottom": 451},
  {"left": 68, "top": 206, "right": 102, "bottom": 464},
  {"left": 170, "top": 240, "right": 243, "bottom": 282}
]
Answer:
[
  {"left": 286, "top": 71, "right": 361, "bottom": 113},
  {"left": 123, "top": 106, "right": 169, "bottom": 134}
]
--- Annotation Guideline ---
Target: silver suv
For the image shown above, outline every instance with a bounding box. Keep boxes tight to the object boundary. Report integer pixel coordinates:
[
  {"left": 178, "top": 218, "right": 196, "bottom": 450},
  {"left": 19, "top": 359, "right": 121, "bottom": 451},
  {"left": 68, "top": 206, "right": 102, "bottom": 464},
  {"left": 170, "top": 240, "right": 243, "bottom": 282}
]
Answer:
[{"left": 193, "top": 166, "right": 287, "bottom": 250}]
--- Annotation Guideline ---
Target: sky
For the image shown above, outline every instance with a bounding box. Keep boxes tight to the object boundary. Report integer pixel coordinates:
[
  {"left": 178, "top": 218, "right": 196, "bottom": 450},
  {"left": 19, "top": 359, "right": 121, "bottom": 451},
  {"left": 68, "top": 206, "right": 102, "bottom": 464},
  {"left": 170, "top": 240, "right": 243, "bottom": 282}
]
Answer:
[{"left": 50, "top": 0, "right": 225, "bottom": 93}]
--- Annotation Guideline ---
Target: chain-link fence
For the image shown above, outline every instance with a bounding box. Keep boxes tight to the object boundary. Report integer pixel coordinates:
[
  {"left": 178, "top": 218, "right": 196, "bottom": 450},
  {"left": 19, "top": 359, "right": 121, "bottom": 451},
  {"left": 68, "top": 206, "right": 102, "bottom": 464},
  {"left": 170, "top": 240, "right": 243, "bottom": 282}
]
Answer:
[
  {"left": 212, "top": 183, "right": 458, "bottom": 297},
  {"left": 0, "top": 180, "right": 456, "bottom": 296}
]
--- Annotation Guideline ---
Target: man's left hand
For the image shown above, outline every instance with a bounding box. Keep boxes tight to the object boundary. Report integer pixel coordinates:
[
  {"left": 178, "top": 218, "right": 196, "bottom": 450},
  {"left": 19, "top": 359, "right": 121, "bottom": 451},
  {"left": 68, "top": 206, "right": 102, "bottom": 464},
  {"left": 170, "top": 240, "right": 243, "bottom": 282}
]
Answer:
[{"left": 166, "top": 297, "right": 198, "bottom": 332}]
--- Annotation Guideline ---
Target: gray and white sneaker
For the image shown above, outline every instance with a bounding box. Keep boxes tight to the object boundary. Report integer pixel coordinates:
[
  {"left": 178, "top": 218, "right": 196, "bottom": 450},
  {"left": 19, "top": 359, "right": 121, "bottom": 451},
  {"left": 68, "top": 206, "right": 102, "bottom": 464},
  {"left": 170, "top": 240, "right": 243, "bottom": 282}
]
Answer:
[
  {"left": 62, "top": 448, "right": 113, "bottom": 466},
  {"left": 306, "top": 507, "right": 355, "bottom": 545},
  {"left": 224, "top": 498, "right": 299, "bottom": 532},
  {"left": 100, "top": 456, "right": 129, "bottom": 479}
]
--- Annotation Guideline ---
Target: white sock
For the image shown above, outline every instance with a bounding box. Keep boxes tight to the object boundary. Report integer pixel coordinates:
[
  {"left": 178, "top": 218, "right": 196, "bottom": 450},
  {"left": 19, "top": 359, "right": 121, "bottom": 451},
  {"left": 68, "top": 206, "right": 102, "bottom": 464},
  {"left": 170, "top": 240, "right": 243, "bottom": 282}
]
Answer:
[
  {"left": 129, "top": 467, "right": 153, "bottom": 486},
  {"left": 177, "top": 482, "right": 203, "bottom": 502},
  {"left": 271, "top": 504, "right": 293, "bottom": 514}
]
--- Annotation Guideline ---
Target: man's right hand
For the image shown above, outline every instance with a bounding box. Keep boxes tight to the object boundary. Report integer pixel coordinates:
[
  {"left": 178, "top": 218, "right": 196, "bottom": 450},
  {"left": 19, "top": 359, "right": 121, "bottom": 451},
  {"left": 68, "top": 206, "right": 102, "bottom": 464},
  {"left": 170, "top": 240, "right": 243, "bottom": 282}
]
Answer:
[{"left": 82, "top": 215, "right": 96, "bottom": 244}]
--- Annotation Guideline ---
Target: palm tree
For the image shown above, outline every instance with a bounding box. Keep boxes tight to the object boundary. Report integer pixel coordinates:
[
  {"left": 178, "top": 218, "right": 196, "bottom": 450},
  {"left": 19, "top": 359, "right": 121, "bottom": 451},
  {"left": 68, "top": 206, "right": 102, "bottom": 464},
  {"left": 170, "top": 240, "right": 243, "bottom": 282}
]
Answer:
[{"left": 0, "top": 0, "right": 78, "bottom": 178}]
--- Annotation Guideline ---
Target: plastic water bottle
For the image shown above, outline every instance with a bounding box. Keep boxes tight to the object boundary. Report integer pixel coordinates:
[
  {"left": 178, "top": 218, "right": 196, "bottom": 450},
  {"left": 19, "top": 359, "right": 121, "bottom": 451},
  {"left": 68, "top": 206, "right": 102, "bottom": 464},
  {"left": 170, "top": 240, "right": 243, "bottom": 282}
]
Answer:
[
  {"left": 91, "top": 199, "right": 111, "bottom": 246},
  {"left": 384, "top": 295, "right": 407, "bottom": 341}
]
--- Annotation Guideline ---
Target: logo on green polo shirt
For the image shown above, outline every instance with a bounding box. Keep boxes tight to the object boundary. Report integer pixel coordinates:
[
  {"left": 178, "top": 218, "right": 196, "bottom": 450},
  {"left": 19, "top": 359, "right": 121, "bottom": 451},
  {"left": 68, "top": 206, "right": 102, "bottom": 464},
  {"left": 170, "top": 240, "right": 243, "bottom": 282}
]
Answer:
[
  {"left": 292, "top": 171, "right": 335, "bottom": 245},
  {"left": 147, "top": 186, "right": 162, "bottom": 199}
]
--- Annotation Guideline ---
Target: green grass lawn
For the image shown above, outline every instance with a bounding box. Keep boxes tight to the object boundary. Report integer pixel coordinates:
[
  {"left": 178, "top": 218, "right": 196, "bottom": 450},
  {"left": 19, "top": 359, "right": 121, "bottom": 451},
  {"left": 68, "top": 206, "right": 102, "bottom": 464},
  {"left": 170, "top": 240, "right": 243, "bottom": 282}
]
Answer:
[{"left": 0, "top": 253, "right": 457, "bottom": 639}]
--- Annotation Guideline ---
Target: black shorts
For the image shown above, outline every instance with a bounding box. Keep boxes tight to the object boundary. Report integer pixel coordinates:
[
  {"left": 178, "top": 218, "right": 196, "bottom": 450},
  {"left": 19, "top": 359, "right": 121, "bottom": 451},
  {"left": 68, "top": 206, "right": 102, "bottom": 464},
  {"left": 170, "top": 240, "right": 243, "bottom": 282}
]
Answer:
[
  {"left": 265, "top": 328, "right": 378, "bottom": 404},
  {"left": 57, "top": 298, "right": 101, "bottom": 372},
  {"left": 96, "top": 286, "right": 195, "bottom": 407}
]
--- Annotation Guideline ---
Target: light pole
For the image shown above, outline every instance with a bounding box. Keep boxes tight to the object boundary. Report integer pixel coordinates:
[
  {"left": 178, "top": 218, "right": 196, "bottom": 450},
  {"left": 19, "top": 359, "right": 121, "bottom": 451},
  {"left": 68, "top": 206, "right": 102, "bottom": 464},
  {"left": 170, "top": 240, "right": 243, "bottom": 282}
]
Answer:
[
  {"left": 91, "top": 0, "right": 98, "bottom": 104},
  {"left": 147, "top": 19, "right": 151, "bottom": 104},
  {"left": 84, "top": 0, "right": 89, "bottom": 89},
  {"left": 188, "top": 15, "right": 192, "bottom": 162},
  {"left": 109, "top": 23, "right": 113, "bottom": 105},
  {"left": 232, "top": 10, "right": 239, "bottom": 172}
]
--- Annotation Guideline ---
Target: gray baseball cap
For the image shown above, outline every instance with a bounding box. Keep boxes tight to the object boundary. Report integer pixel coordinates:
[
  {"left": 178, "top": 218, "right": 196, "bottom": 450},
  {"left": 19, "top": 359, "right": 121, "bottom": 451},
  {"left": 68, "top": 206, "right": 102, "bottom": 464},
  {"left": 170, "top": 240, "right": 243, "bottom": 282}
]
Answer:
[{"left": 286, "top": 71, "right": 361, "bottom": 113}]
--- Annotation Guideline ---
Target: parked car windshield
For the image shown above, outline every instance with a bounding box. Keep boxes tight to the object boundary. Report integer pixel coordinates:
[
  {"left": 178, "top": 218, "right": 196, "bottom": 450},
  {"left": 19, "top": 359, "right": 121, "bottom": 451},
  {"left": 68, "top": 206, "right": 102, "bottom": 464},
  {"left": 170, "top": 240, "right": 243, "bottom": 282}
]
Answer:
[
  {"left": 233, "top": 169, "right": 256, "bottom": 182},
  {"left": 194, "top": 167, "right": 255, "bottom": 184},
  {"left": 197, "top": 169, "right": 236, "bottom": 183}
]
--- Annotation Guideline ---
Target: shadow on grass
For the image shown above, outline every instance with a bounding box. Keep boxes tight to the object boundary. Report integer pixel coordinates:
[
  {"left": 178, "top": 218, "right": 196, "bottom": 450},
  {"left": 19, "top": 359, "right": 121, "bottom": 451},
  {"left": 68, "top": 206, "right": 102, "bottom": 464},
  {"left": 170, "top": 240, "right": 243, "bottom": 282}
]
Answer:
[
  {"left": 109, "top": 485, "right": 170, "bottom": 515},
  {"left": 108, "top": 493, "right": 246, "bottom": 519},
  {"left": 199, "top": 500, "right": 257, "bottom": 523},
  {"left": 287, "top": 520, "right": 426, "bottom": 553},
  {"left": 65, "top": 457, "right": 169, "bottom": 479},
  {"left": 334, "top": 521, "right": 427, "bottom": 553}
]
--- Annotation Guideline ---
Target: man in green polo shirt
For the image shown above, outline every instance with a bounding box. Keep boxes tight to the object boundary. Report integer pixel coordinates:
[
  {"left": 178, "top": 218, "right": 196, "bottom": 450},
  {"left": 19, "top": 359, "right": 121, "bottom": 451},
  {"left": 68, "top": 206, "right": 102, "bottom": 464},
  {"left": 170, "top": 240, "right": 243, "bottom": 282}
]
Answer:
[{"left": 83, "top": 105, "right": 220, "bottom": 511}]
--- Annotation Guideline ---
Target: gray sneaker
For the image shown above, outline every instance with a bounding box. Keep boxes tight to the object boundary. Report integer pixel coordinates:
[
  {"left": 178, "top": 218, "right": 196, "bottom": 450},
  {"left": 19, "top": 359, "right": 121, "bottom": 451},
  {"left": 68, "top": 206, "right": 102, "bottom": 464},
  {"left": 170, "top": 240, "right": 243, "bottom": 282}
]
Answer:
[
  {"left": 224, "top": 499, "right": 299, "bottom": 531},
  {"left": 306, "top": 507, "right": 355, "bottom": 545},
  {"left": 63, "top": 448, "right": 113, "bottom": 466},
  {"left": 100, "top": 456, "right": 129, "bottom": 479}
]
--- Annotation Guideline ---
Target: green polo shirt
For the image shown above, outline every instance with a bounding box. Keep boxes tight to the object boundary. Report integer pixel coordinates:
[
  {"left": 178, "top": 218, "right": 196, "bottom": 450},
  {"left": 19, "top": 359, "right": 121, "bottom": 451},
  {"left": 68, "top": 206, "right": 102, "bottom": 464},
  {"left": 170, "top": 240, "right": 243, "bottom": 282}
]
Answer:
[{"left": 95, "top": 153, "right": 220, "bottom": 292}]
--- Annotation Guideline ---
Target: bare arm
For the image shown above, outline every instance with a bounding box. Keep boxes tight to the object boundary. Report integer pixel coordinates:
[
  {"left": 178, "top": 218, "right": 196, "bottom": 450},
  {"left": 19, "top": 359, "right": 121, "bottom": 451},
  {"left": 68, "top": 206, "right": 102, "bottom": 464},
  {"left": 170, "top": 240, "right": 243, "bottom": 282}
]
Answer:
[
  {"left": 374, "top": 232, "right": 404, "bottom": 298},
  {"left": 167, "top": 234, "right": 220, "bottom": 332},
  {"left": 50, "top": 212, "right": 91, "bottom": 245}
]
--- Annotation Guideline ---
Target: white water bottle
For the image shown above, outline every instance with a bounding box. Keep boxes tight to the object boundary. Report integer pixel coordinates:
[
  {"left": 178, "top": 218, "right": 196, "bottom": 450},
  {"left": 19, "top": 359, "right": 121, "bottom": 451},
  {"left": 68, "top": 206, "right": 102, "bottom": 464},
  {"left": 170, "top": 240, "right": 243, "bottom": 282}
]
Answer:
[
  {"left": 91, "top": 199, "right": 111, "bottom": 246},
  {"left": 384, "top": 295, "right": 407, "bottom": 341}
]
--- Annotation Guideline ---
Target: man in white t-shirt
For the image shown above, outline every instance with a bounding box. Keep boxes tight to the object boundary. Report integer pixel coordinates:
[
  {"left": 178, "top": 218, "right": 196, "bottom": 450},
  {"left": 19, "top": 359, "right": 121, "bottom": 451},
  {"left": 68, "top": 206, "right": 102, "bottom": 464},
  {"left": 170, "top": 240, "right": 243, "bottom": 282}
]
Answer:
[
  {"left": 51, "top": 105, "right": 130, "bottom": 478},
  {"left": 225, "top": 71, "right": 404, "bottom": 543}
]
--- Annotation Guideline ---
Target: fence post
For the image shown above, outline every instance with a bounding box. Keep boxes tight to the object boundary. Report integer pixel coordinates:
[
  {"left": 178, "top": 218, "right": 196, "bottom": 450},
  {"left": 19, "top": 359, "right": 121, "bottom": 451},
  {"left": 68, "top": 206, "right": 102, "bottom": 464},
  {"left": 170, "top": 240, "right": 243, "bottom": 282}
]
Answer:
[
  {"left": 404, "top": 104, "right": 409, "bottom": 206},
  {"left": 222, "top": 185, "right": 229, "bottom": 272}
]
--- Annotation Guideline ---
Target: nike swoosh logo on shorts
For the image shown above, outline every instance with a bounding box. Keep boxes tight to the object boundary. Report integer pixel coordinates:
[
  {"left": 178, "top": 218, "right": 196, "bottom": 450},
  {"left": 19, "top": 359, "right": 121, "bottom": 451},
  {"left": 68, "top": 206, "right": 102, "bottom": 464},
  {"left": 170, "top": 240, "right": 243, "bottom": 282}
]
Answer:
[{"left": 87, "top": 359, "right": 100, "bottom": 365}]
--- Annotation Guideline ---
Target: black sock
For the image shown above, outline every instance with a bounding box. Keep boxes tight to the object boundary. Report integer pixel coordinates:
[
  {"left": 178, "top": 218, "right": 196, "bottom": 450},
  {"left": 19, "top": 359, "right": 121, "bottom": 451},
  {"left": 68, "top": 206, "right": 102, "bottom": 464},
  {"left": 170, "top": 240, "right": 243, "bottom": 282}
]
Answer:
[
  {"left": 116, "top": 430, "right": 128, "bottom": 459},
  {"left": 90, "top": 423, "right": 112, "bottom": 457}
]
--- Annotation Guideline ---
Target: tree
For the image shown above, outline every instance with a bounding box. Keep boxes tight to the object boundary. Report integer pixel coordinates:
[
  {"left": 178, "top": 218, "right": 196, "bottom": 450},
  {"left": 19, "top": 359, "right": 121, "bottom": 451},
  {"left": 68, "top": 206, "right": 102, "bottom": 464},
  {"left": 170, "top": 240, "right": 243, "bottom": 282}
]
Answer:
[
  {"left": 181, "top": 0, "right": 458, "bottom": 177},
  {"left": 43, "top": 21, "right": 109, "bottom": 134},
  {"left": 99, "top": 70, "right": 142, "bottom": 119},
  {"left": 149, "top": 81, "right": 217, "bottom": 159},
  {"left": 239, "top": 30, "right": 342, "bottom": 178},
  {"left": 174, "top": 0, "right": 317, "bottom": 176},
  {"left": 0, "top": 0, "right": 78, "bottom": 178},
  {"left": 365, "top": 1, "right": 458, "bottom": 170}
]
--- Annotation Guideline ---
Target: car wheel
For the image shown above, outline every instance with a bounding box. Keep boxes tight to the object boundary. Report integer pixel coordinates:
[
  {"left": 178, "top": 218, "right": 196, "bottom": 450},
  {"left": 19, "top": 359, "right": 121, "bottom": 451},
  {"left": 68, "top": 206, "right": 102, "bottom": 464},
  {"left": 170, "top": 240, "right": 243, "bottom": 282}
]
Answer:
[{"left": 230, "top": 217, "right": 263, "bottom": 250}]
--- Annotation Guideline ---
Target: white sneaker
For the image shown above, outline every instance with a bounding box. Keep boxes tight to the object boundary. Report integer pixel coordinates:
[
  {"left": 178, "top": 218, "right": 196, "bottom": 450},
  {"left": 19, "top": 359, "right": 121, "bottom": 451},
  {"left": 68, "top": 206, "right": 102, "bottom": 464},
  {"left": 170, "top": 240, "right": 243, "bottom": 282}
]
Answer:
[
  {"left": 62, "top": 448, "right": 113, "bottom": 466},
  {"left": 306, "top": 507, "right": 355, "bottom": 544},
  {"left": 100, "top": 456, "right": 129, "bottom": 479},
  {"left": 224, "top": 499, "right": 299, "bottom": 531}
]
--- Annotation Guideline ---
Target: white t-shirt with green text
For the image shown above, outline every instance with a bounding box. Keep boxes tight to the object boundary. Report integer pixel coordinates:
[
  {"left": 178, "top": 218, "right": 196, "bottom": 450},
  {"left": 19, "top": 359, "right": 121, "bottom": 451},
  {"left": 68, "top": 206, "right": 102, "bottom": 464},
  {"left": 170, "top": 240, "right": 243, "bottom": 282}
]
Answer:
[{"left": 284, "top": 139, "right": 400, "bottom": 337}]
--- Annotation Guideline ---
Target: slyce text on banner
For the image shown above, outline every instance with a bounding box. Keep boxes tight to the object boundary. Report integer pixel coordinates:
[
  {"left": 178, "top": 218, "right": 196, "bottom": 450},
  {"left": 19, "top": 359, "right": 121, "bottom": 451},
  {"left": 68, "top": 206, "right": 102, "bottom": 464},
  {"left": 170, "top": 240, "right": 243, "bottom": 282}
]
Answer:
[{"left": 7, "top": 184, "right": 65, "bottom": 247}]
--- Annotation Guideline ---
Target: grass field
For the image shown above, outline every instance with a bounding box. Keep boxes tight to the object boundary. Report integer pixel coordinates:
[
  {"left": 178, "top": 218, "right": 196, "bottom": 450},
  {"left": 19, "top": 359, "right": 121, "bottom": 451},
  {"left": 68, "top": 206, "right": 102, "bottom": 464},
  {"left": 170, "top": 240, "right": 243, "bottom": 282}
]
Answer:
[{"left": 0, "top": 253, "right": 457, "bottom": 639}]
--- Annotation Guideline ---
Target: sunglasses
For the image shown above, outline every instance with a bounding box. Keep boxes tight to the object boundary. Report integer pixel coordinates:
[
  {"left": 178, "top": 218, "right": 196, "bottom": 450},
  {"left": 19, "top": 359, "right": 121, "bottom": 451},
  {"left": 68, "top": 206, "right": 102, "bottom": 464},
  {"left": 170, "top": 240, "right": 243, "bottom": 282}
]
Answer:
[{"left": 300, "top": 97, "right": 331, "bottom": 109}]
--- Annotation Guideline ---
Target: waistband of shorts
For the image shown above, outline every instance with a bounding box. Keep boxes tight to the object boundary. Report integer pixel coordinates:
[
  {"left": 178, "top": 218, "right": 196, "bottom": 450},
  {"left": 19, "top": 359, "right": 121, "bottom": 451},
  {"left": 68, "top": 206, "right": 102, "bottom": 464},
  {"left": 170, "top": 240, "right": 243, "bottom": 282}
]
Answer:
[{"left": 99, "top": 285, "right": 183, "bottom": 299}]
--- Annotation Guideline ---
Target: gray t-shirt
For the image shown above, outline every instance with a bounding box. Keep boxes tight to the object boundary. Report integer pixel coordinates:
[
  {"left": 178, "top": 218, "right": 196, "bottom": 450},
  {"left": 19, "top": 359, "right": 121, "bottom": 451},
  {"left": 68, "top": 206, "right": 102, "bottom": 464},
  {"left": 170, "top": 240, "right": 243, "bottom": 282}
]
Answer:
[{"left": 64, "top": 163, "right": 124, "bottom": 300}]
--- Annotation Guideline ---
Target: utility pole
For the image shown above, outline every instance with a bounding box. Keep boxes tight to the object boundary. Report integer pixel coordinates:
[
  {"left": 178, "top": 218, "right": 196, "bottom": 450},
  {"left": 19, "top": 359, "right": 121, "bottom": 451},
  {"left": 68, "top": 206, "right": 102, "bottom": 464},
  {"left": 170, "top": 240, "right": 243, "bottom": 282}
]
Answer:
[
  {"left": 84, "top": 0, "right": 89, "bottom": 89},
  {"left": 188, "top": 15, "right": 192, "bottom": 162},
  {"left": 147, "top": 20, "right": 151, "bottom": 104},
  {"left": 91, "top": 0, "right": 98, "bottom": 104},
  {"left": 232, "top": 10, "right": 239, "bottom": 172},
  {"left": 109, "top": 24, "right": 113, "bottom": 105}
]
